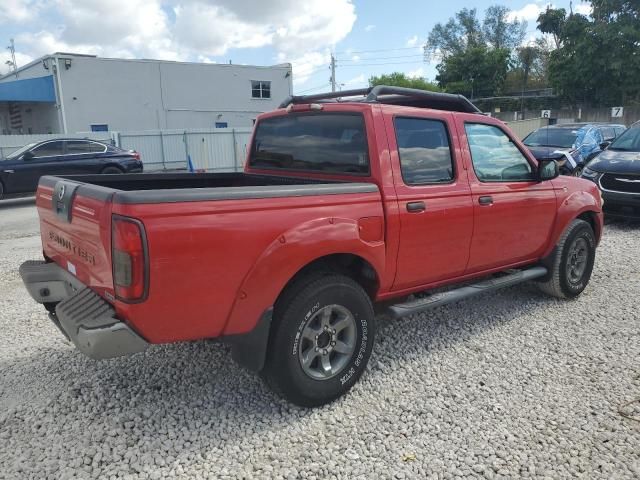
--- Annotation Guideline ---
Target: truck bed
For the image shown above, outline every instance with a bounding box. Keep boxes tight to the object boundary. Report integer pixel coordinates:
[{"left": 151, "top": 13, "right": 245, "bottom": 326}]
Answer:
[
  {"left": 34, "top": 171, "right": 383, "bottom": 344},
  {"left": 39, "top": 172, "right": 376, "bottom": 204}
]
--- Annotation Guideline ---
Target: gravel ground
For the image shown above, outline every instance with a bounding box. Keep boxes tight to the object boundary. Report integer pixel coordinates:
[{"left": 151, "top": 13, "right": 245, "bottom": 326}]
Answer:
[{"left": 1, "top": 199, "right": 639, "bottom": 479}]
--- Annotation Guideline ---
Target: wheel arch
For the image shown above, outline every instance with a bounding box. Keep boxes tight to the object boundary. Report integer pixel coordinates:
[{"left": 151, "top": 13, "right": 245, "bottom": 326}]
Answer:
[{"left": 101, "top": 164, "right": 125, "bottom": 173}]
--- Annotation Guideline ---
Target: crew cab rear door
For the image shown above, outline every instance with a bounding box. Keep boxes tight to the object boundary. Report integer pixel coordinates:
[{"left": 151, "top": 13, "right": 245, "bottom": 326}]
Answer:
[
  {"left": 455, "top": 115, "right": 557, "bottom": 272},
  {"left": 385, "top": 109, "right": 473, "bottom": 290}
]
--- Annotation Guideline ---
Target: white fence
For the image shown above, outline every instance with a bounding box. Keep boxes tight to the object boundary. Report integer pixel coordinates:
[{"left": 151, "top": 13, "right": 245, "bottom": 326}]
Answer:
[
  {"left": 0, "top": 128, "right": 253, "bottom": 172},
  {"left": 504, "top": 117, "right": 550, "bottom": 140},
  {"left": 116, "top": 128, "right": 252, "bottom": 171}
]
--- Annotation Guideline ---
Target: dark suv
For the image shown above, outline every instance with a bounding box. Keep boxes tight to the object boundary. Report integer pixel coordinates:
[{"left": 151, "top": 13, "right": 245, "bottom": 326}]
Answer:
[
  {"left": 0, "top": 138, "right": 142, "bottom": 199},
  {"left": 581, "top": 121, "right": 640, "bottom": 219}
]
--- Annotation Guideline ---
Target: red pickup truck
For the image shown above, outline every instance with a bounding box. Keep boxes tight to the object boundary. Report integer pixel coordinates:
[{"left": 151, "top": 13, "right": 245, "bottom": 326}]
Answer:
[{"left": 20, "top": 86, "right": 603, "bottom": 407}]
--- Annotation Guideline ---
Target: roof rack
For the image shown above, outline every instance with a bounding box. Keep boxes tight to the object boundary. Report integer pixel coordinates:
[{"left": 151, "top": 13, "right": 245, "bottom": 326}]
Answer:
[{"left": 278, "top": 85, "right": 482, "bottom": 114}]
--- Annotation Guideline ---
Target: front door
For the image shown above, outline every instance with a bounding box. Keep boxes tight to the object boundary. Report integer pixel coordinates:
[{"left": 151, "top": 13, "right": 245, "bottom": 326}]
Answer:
[
  {"left": 387, "top": 113, "right": 474, "bottom": 291},
  {"left": 11, "top": 141, "right": 65, "bottom": 193},
  {"left": 459, "top": 119, "right": 557, "bottom": 272}
]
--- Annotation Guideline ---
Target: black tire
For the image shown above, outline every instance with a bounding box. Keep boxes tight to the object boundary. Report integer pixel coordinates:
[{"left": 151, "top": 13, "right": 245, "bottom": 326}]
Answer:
[
  {"left": 101, "top": 166, "right": 123, "bottom": 174},
  {"left": 0, "top": 180, "right": 4, "bottom": 200},
  {"left": 262, "top": 273, "right": 376, "bottom": 407},
  {"left": 538, "top": 219, "right": 596, "bottom": 298}
]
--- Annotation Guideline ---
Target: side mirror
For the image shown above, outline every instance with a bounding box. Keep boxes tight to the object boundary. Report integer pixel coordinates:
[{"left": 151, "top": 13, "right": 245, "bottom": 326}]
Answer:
[
  {"left": 538, "top": 158, "right": 560, "bottom": 181},
  {"left": 22, "top": 151, "right": 35, "bottom": 160},
  {"left": 599, "top": 141, "right": 611, "bottom": 150}
]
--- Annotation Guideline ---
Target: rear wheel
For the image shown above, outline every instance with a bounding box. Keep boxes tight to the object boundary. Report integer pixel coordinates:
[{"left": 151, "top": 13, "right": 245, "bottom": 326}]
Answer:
[
  {"left": 538, "top": 219, "right": 596, "bottom": 298},
  {"left": 0, "top": 180, "right": 4, "bottom": 200},
  {"left": 101, "top": 166, "right": 123, "bottom": 174},
  {"left": 262, "top": 273, "right": 376, "bottom": 407}
]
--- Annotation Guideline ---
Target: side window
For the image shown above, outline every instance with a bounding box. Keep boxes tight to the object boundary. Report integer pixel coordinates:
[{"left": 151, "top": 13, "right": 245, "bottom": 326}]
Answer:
[
  {"left": 31, "top": 141, "right": 64, "bottom": 158},
  {"left": 601, "top": 127, "right": 615, "bottom": 141},
  {"left": 66, "top": 141, "right": 106, "bottom": 154},
  {"left": 394, "top": 117, "right": 454, "bottom": 184},
  {"left": 465, "top": 123, "right": 534, "bottom": 182}
]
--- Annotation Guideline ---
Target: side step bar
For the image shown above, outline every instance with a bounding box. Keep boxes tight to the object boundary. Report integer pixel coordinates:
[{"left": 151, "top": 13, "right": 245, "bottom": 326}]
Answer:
[{"left": 387, "top": 266, "right": 548, "bottom": 319}]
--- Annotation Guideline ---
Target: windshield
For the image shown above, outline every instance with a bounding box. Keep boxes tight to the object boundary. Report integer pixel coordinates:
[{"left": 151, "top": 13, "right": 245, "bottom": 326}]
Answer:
[
  {"left": 523, "top": 128, "right": 577, "bottom": 148},
  {"left": 609, "top": 126, "right": 640, "bottom": 152},
  {"left": 4, "top": 143, "right": 37, "bottom": 160}
]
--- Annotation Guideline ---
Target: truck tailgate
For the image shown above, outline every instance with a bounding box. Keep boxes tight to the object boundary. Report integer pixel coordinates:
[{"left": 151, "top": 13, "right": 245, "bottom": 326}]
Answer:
[{"left": 36, "top": 176, "right": 116, "bottom": 299}]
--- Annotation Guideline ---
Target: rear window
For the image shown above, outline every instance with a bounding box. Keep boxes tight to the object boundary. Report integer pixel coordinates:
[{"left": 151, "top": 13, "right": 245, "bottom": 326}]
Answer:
[{"left": 249, "top": 113, "right": 369, "bottom": 175}]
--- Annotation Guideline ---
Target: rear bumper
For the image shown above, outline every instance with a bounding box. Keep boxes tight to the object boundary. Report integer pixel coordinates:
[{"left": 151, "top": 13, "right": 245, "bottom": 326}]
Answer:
[{"left": 20, "top": 260, "right": 148, "bottom": 359}]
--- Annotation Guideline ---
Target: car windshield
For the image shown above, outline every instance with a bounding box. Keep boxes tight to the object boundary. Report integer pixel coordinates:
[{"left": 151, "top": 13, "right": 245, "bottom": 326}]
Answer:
[
  {"left": 523, "top": 128, "right": 578, "bottom": 148},
  {"left": 609, "top": 125, "right": 640, "bottom": 152},
  {"left": 4, "top": 143, "right": 37, "bottom": 160}
]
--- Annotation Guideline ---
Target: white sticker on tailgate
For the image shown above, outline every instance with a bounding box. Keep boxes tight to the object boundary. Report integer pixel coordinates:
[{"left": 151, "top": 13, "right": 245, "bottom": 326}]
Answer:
[{"left": 67, "top": 261, "right": 77, "bottom": 276}]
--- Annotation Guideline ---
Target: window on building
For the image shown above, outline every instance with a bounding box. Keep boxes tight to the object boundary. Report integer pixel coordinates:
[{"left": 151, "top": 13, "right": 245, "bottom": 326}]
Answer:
[
  {"left": 465, "top": 123, "right": 534, "bottom": 182},
  {"left": 251, "top": 81, "right": 271, "bottom": 99},
  {"left": 31, "top": 141, "right": 64, "bottom": 158},
  {"left": 90, "top": 124, "right": 109, "bottom": 132},
  {"left": 66, "top": 140, "right": 107, "bottom": 154},
  {"left": 394, "top": 117, "right": 454, "bottom": 185},
  {"left": 215, "top": 122, "right": 228, "bottom": 128}
]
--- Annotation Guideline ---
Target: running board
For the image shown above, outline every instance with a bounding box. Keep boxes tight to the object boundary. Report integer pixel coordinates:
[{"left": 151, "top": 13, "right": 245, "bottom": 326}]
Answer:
[{"left": 387, "top": 266, "right": 548, "bottom": 319}]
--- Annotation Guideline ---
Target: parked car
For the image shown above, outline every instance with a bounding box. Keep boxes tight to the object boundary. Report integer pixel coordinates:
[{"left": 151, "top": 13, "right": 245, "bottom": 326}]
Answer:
[
  {"left": 0, "top": 138, "right": 142, "bottom": 199},
  {"left": 20, "top": 86, "right": 603, "bottom": 407},
  {"left": 523, "top": 123, "right": 626, "bottom": 176},
  {"left": 581, "top": 121, "right": 640, "bottom": 219}
]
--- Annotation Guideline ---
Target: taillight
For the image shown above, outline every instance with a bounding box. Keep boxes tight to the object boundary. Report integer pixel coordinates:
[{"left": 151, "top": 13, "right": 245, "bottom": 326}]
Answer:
[
  {"left": 112, "top": 215, "right": 148, "bottom": 302},
  {"left": 132, "top": 151, "right": 141, "bottom": 161}
]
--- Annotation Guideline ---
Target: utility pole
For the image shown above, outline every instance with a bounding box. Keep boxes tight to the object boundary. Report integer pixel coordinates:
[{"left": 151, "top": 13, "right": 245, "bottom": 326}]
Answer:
[
  {"left": 6, "top": 38, "right": 18, "bottom": 78},
  {"left": 330, "top": 54, "right": 336, "bottom": 92}
]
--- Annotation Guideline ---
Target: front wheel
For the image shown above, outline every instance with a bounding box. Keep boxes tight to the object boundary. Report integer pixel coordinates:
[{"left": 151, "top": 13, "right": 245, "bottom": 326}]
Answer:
[
  {"left": 0, "top": 180, "right": 4, "bottom": 200},
  {"left": 262, "top": 273, "right": 376, "bottom": 407},
  {"left": 538, "top": 219, "right": 596, "bottom": 298}
]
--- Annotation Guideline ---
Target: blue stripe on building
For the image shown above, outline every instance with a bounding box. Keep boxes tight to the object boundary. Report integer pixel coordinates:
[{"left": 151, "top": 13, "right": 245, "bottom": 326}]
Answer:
[{"left": 0, "top": 75, "right": 56, "bottom": 102}]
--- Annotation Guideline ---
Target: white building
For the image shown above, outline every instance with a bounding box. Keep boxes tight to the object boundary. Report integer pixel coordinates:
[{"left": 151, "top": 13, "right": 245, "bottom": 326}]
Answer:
[{"left": 0, "top": 53, "right": 292, "bottom": 134}]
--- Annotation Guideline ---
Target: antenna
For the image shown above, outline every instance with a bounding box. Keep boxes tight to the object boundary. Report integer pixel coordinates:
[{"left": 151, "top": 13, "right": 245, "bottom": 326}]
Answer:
[{"left": 6, "top": 38, "right": 18, "bottom": 78}]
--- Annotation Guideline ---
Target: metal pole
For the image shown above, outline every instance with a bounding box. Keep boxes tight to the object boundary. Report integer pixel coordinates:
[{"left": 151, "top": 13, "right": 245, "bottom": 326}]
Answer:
[
  {"left": 330, "top": 54, "right": 336, "bottom": 92},
  {"left": 183, "top": 130, "right": 190, "bottom": 171},
  {"left": 231, "top": 128, "right": 239, "bottom": 171},
  {"left": 159, "top": 130, "right": 166, "bottom": 170}
]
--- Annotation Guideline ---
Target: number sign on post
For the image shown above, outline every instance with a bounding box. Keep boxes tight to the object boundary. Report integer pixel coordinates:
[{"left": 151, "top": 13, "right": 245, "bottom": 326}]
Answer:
[{"left": 611, "top": 107, "right": 624, "bottom": 118}]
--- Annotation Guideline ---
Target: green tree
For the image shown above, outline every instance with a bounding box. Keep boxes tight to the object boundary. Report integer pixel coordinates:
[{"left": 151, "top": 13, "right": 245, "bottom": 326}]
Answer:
[
  {"left": 368, "top": 72, "right": 440, "bottom": 91},
  {"left": 483, "top": 5, "right": 527, "bottom": 50},
  {"left": 537, "top": 7, "right": 567, "bottom": 48},
  {"left": 435, "top": 46, "right": 510, "bottom": 98},
  {"left": 539, "top": 1, "right": 640, "bottom": 105},
  {"left": 426, "top": 5, "right": 523, "bottom": 97}
]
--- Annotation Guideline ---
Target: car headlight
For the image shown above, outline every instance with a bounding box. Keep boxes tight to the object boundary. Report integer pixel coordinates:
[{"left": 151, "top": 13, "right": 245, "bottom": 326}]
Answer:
[{"left": 580, "top": 166, "right": 602, "bottom": 182}]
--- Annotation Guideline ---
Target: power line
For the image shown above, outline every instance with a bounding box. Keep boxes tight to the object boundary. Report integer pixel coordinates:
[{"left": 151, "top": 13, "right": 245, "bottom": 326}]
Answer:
[
  {"left": 334, "top": 45, "right": 424, "bottom": 55},
  {"left": 296, "top": 83, "right": 331, "bottom": 94},
  {"left": 338, "top": 61, "right": 427, "bottom": 68},
  {"left": 341, "top": 53, "right": 426, "bottom": 62}
]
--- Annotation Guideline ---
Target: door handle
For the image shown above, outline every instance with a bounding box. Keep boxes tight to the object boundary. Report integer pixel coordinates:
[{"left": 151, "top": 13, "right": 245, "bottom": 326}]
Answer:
[
  {"left": 478, "top": 196, "right": 493, "bottom": 206},
  {"left": 406, "top": 201, "right": 426, "bottom": 213},
  {"left": 5, "top": 170, "right": 14, "bottom": 174}
]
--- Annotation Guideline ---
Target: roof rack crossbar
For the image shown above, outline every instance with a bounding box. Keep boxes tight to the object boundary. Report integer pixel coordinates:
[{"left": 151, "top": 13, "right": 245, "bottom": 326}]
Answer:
[
  {"left": 278, "top": 85, "right": 482, "bottom": 114},
  {"left": 278, "top": 88, "right": 371, "bottom": 109}
]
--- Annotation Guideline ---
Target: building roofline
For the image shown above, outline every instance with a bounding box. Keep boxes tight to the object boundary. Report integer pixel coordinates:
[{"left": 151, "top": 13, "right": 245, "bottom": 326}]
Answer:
[{"left": 0, "top": 52, "right": 290, "bottom": 81}]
